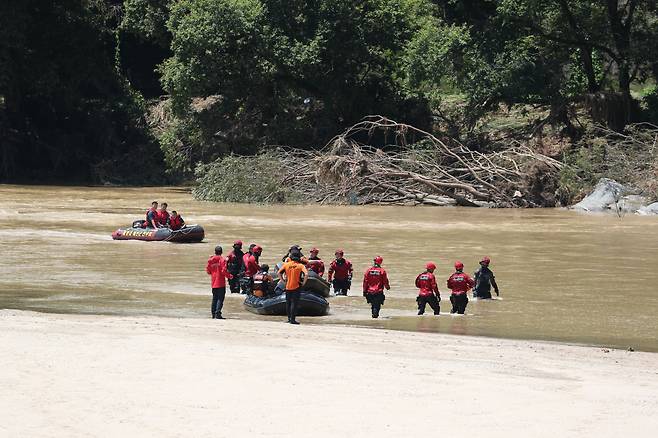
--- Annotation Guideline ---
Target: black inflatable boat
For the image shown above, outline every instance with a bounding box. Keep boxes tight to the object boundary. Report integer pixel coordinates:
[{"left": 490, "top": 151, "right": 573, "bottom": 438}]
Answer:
[
  {"left": 112, "top": 221, "right": 204, "bottom": 243},
  {"left": 244, "top": 291, "right": 329, "bottom": 316}
]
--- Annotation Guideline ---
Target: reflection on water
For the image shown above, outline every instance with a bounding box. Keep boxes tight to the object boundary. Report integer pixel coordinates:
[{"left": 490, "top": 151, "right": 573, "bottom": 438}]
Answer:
[{"left": 1, "top": 185, "right": 658, "bottom": 351}]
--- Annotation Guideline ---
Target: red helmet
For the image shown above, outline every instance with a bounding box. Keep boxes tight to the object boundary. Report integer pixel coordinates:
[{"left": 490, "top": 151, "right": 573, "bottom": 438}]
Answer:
[
  {"left": 454, "top": 261, "right": 464, "bottom": 271},
  {"left": 335, "top": 249, "right": 344, "bottom": 256},
  {"left": 374, "top": 256, "right": 383, "bottom": 265},
  {"left": 481, "top": 256, "right": 491, "bottom": 265},
  {"left": 252, "top": 245, "right": 262, "bottom": 254},
  {"left": 233, "top": 240, "right": 243, "bottom": 247},
  {"left": 425, "top": 262, "right": 436, "bottom": 271},
  {"left": 310, "top": 247, "right": 319, "bottom": 254}
]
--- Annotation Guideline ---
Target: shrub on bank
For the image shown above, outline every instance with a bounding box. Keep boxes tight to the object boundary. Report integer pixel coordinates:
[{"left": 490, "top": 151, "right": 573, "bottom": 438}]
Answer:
[{"left": 193, "top": 152, "right": 305, "bottom": 203}]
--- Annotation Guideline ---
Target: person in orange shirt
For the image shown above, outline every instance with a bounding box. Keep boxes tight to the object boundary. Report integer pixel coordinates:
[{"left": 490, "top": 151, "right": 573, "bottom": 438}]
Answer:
[{"left": 278, "top": 250, "right": 308, "bottom": 324}]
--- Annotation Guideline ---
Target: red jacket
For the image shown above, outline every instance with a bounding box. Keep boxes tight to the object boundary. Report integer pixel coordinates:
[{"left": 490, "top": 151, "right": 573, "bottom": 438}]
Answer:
[
  {"left": 307, "top": 257, "right": 325, "bottom": 277},
  {"left": 415, "top": 271, "right": 439, "bottom": 297},
  {"left": 329, "top": 258, "right": 352, "bottom": 281},
  {"left": 206, "top": 255, "right": 228, "bottom": 288},
  {"left": 447, "top": 272, "right": 475, "bottom": 295},
  {"left": 169, "top": 215, "right": 184, "bottom": 231},
  {"left": 363, "top": 266, "right": 390, "bottom": 295},
  {"left": 243, "top": 253, "right": 260, "bottom": 278}
]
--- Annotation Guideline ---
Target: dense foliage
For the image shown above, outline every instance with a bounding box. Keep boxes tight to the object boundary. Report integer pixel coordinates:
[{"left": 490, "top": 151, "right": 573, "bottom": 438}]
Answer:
[{"left": 1, "top": 0, "right": 657, "bottom": 184}]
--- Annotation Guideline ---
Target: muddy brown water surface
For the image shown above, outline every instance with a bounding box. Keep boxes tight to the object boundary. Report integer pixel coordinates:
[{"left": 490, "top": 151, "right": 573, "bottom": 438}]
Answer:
[{"left": 1, "top": 185, "right": 658, "bottom": 351}]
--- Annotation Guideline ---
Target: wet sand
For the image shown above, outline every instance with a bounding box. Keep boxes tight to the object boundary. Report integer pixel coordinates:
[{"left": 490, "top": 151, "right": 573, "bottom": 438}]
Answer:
[{"left": 2, "top": 310, "right": 657, "bottom": 437}]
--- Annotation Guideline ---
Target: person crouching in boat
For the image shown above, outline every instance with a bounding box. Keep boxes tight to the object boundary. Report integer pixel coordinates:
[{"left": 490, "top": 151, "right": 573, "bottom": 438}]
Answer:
[
  {"left": 206, "top": 245, "right": 229, "bottom": 319},
  {"left": 241, "top": 244, "right": 262, "bottom": 294},
  {"left": 415, "top": 262, "right": 441, "bottom": 315},
  {"left": 447, "top": 261, "right": 475, "bottom": 315},
  {"left": 252, "top": 264, "right": 273, "bottom": 298},
  {"left": 306, "top": 247, "right": 325, "bottom": 277},
  {"left": 473, "top": 256, "right": 499, "bottom": 299},
  {"left": 227, "top": 240, "right": 245, "bottom": 294},
  {"left": 144, "top": 201, "right": 159, "bottom": 229},
  {"left": 157, "top": 202, "right": 170, "bottom": 227},
  {"left": 363, "top": 256, "right": 390, "bottom": 318},
  {"left": 169, "top": 210, "right": 185, "bottom": 231},
  {"left": 278, "top": 250, "right": 308, "bottom": 324},
  {"left": 282, "top": 245, "right": 307, "bottom": 264},
  {"left": 329, "top": 249, "right": 353, "bottom": 296}
]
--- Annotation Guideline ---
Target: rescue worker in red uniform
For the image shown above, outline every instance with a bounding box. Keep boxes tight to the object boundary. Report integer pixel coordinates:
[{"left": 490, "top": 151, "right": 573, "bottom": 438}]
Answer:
[
  {"left": 306, "top": 247, "right": 325, "bottom": 277},
  {"left": 145, "top": 201, "right": 159, "bottom": 229},
  {"left": 227, "top": 240, "right": 245, "bottom": 294},
  {"left": 241, "top": 244, "right": 262, "bottom": 294},
  {"left": 157, "top": 202, "right": 170, "bottom": 227},
  {"left": 328, "top": 249, "right": 353, "bottom": 296},
  {"left": 415, "top": 262, "right": 441, "bottom": 315},
  {"left": 206, "top": 245, "right": 229, "bottom": 319},
  {"left": 473, "top": 256, "right": 500, "bottom": 299},
  {"left": 362, "top": 256, "right": 390, "bottom": 318},
  {"left": 252, "top": 264, "right": 273, "bottom": 298},
  {"left": 447, "top": 261, "right": 475, "bottom": 314},
  {"left": 168, "top": 210, "right": 185, "bottom": 231}
]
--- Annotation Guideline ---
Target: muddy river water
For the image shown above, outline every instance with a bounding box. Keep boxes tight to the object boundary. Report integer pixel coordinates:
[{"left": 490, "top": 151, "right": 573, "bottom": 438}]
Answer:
[{"left": 1, "top": 185, "right": 657, "bottom": 351}]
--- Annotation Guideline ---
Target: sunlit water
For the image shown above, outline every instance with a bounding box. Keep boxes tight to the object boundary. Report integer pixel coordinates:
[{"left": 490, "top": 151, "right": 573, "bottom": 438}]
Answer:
[{"left": 1, "top": 185, "right": 657, "bottom": 351}]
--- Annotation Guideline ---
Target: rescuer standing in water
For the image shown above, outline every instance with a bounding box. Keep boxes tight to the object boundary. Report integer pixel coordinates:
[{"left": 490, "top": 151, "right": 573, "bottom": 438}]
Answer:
[
  {"left": 329, "top": 249, "right": 353, "bottom": 295},
  {"left": 362, "top": 256, "right": 390, "bottom": 318},
  {"left": 206, "top": 245, "right": 229, "bottom": 319},
  {"left": 415, "top": 262, "right": 441, "bottom": 315},
  {"left": 473, "top": 256, "right": 500, "bottom": 299},
  {"left": 447, "top": 261, "right": 475, "bottom": 314},
  {"left": 241, "top": 244, "right": 262, "bottom": 294},
  {"left": 227, "top": 240, "right": 245, "bottom": 294},
  {"left": 306, "top": 247, "right": 325, "bottom": 277}
]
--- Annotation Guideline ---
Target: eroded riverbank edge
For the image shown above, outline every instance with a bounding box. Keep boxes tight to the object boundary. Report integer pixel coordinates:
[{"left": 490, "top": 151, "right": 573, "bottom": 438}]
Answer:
[{"left": 2, "top": 309, "right": 658, "bottom": 437}]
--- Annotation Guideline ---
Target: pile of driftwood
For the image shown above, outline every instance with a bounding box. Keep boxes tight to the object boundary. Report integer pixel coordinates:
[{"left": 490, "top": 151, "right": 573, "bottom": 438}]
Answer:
[{"left": 278, "top": 116, "right": 563, "bottom": 207}]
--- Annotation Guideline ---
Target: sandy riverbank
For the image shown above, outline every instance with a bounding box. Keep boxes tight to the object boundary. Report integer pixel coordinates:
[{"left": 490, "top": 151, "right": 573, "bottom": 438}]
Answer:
[{"left": 1, "top": 310, "right": 657, "bottom": 437}]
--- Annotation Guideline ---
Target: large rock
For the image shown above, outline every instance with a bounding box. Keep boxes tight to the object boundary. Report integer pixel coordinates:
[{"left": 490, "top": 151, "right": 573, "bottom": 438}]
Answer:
[{"left": 571, "top": 178, "right": 631, "bottom": 212}]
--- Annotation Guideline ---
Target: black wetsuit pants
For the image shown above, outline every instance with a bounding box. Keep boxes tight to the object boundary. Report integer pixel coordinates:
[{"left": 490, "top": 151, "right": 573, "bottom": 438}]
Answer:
[
  {"left": 211, "top": 287, "right": 226, "bottom": 318},
  {"left": 286, "top": 290, "right": 300, "bottom": 322},
  {"left": 228, "top": 276, "right": 241, "bottom": 294},
  {"left": 365, "top": 293, "right": 385, "bottom": 318},
  {"left": 333, "top": 278, "right": 350, "bottom": 295},
  {"left": 450, "top": 293, "right": 468, "bottom": 314},
  {"left": 417, "top": 295, "right": 440, "bottom": 315}
]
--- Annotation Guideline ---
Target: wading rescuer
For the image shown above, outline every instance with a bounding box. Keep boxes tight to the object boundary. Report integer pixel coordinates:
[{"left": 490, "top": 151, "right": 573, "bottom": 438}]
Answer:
[
  {"left": 447, "top": 261, "right": 475, "bottom": 315},
  {"left": 473, "top": 256, "right": 499, "bottom": 299},
  {"left": 362, "top": 256, "right": 390, "bottom": 318},
  {"left": 415, "top": 262, "right": 441, "bottom": 315},
  {"left": 169, "top": 210, "right": 184, "bottom": 231},
  {"left": 241, "top": 245, "right": 262, "bottom": 294},
  {"left": 227, "top": 240, "right": 245, "bottom": 294},
  {"left": 145, "top": 201, "right": 159, "bottom": 228},
  {"left": 307, "top": 247, "right": 325, "bottom": 277},
  {"left": 206, "top": 245, "right": 228, "bottom": 319},
  {"left": 157, "top": 202, "right": 170, "bottom": 227},
  {"left": 278, "top": 250, "right": 308, "bottom": 324},
  {"left": 253, "top": 264, "right": 273, "bottom": 298},
  {"left": 329, "top": 249, "right": 353, "bottom": 295}
]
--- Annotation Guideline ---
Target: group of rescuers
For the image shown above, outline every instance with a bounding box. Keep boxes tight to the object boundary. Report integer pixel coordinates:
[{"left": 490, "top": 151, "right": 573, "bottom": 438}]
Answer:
[
  {"left": 142, "top": 201, "right": 186, "bottom": 231},
  {"left": 206, "top": 241, "right": 499, "bottom": 324}
]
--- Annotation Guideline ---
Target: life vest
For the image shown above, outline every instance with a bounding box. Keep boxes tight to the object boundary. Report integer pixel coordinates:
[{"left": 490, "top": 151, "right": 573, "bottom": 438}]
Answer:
[
  {"left": 145, "top": 208, "right": 158, "bottom": 228},
  {"left": 157, "top": 210, "right": 170, "bottom": 226},
  {"left": 169, "top": 215, "right": 183, "bottom": 231},
  {"left": 307, "top": 257, "right": 325, "bottom": 276},
  {"left": 253, "top": 272, "right": 271, "bottom": 297}
]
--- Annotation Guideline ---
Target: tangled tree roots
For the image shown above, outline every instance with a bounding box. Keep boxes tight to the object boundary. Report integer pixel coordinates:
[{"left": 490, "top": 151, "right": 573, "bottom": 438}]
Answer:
[{"left": 281, "top": 116, "right": 563, "bottom": 207}]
